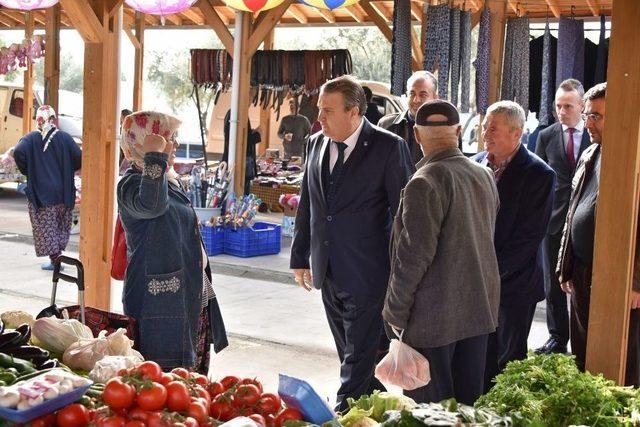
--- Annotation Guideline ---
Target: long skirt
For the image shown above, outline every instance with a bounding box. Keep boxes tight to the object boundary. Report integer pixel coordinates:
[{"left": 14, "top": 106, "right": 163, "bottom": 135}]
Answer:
[
  {"left": 27, "top": 203, "right": 73, "bottom": 257},
  {"left": 195, "top": 304, "right": 214, "bottom": 375}
]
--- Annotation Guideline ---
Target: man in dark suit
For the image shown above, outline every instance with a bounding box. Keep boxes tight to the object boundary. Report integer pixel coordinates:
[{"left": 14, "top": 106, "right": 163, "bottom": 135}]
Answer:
[
  {"left": 473, "top": 101, "right": 556, "bottom": 391},
  {"left": 535, "top": 79, "right": 591, "bottom": 355},
  {"left": 290, "top": 75, "right": 413, "bottom": 411}
]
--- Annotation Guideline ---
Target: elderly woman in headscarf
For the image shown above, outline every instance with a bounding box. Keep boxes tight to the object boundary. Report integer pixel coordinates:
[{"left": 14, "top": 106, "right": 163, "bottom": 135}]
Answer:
[
  {"left": 118, "top": 111, "right": 227, "bottom": 372},
  {"left": 13, "top": 105, "right": 82, "bottom": 270}
]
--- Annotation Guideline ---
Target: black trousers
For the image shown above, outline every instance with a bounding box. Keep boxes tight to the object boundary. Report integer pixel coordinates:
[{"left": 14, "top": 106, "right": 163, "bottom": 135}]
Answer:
[
  {"left": 543, "top": 233, "right": 570, "bottom": 344},
  {"left": 322, "top": 275, "right": 387, "bottom": 412},
  {"left": 407, "top": 334, "right": 488, "bottom": 405},
  {"left": 570, "top": 260, "right": 640, "bottom": 386},
  {"left": 484, "top": 303, "right": 537, "bottom": 392}
]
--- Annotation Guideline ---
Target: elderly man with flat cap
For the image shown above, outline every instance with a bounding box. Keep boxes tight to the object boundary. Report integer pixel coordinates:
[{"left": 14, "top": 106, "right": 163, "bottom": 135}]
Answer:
[{"left": 383, "top": 100, "right": 501, "bottom": 405}]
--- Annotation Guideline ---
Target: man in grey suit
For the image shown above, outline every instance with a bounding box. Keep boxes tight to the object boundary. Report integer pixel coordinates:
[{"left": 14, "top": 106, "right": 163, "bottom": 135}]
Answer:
[
  {"left": 535, "top": 79, "right": 591, "bottom": 355},
  {"left": 383, "top": 101, "right": 501, "bottom": 405}
]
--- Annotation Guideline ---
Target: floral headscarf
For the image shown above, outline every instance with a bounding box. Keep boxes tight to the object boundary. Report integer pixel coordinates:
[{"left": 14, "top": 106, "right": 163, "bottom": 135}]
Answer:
[
  {"left": 120, "top": 111, "right": 181, "bottom": 166},
  {"left": 36, "top": 105, "right": 56, "bottom": 134}
]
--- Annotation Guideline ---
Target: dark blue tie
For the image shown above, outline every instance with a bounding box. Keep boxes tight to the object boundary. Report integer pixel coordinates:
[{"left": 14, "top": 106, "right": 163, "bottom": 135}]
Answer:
[{"left": 328, "top": 141, "right": 347, "bottom": 206}]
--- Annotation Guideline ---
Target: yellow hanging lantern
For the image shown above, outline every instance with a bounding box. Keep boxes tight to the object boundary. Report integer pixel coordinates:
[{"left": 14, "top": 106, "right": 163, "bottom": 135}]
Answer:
[
  {"left": 223, "top": 0, "right": 286, "bottom": 12},
  {"left": 298, "top": 0, "right": 359, "bottom": 10}
]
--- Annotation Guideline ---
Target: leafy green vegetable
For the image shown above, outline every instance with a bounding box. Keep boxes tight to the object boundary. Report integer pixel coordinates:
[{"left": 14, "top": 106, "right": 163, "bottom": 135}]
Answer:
[
  {"left": 340, "top": 391, "right": 417, "bottom": 426},
  {"left": 476, "top": 353, "right": 640, "bottom": 426},
  {"left": 381, "top": 400, "right": 512, "bottom": 426}
]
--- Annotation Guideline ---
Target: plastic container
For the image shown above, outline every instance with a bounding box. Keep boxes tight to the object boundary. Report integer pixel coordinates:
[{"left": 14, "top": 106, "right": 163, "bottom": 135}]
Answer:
[
  {"left": 194, "top": 207, "right": 222, "bottom": 224},
  {"left": 224, "top": 222, "right": 281, "bottom": 257},
  {"left": 278, "top": 374, "right": 336, "bottom": 425},
  {"left": 0, "top": 383, "right": 92, "bottom": 423},
  {"left": 201, "top": 225, "right": 225, "bottom": 256}
]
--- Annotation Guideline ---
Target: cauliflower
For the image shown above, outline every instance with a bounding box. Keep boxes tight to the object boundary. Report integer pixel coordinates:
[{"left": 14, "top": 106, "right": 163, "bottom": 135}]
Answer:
[{"left": 1, "top": 311, "right": 35, "bottom": 329}]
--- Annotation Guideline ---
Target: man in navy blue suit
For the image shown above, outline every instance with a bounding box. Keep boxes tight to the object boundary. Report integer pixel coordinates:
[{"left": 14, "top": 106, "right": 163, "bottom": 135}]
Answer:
[
  {"left": 473, "top": 101, "right": 556, "bottom": 391},
  {"left": 290, "top": 75, "right": 413, "bottom": 411}
]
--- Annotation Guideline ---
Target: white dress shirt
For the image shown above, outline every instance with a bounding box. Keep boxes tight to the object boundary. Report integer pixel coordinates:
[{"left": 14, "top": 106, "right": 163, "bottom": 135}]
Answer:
[
  {"left": 328, "top": 118, "right": 364, "bottom": 173},
  {"left": 562, "top": 120, "right": 585, "bottom": 163}
]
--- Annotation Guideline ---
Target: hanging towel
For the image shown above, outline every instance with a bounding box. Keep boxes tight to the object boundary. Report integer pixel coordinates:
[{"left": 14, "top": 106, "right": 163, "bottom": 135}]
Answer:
[
  {"left": 474, "top": 8, "right": 491, "bottom": 115},
  {"left": 556, "top": 17, "right": 584, "bottom": 87},
  {"left": 449, "top": 8, "right": 461, "bottom": 106},
  {"left": 538, "top": 21, "right": 558, "bottom": 126},
  {"left": 460, "top": 10, "right": 472, "bottom": 113},
  {"left": 501, "top": 16, "right": 530, "bottom": 112},
  {"left": 423, "top": 3, "right": 451, "bottom": 99},
  {"left": 391, "top": 0, "right": 412, "bottom": 96},
  {"left": 594, "top": 14, "right": 608, "bottom": 85}
]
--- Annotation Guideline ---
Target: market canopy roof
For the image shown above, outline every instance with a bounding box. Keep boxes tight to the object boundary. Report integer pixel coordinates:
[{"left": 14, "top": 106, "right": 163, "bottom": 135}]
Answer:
[{"left": 0, "top": 0, "right": 614, "bottom": 30}]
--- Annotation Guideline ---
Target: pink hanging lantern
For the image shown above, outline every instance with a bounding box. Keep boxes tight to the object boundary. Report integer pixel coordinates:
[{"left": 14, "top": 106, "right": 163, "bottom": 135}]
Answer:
[
  {"left": 223, "top": 0, "right": 285, "bottom": 13},
  {"left": 124, "top": 0, "right": 198, "bottom": 16},
  {"left": 0, "top": 0, "right": 59, "bottom": 10}
]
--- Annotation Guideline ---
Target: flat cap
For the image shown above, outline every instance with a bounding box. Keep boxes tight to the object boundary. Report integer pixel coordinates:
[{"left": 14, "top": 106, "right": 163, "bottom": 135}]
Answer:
[{"left": 415, "top": 100, "right": 460, "bottom": 126}]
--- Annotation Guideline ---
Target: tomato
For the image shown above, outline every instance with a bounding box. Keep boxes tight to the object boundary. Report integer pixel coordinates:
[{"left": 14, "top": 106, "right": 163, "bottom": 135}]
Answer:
[
  {"left": 194, "top": 386, "right": 211, "bottom": 403},
  {"left": 136, "top": 382, "right": 168, "bottom": 411},
  {"left": 188, "top": 400, "right": 209, "bottom": 423},
  {"left": 210, "top": 395, "right": 233, "bottom": 420},
  {"left": 160, "top": 372, "right": 176, "bottom": 385},
  {"left": 124, "top": 421, "right": 146, "bottom": 427},
  {"left": 234, "top": 384, "right": 261, "bottom": 407},
  {"left": 274, "top": 408, "right": 303, "bottom": 427},
  {"left": 165, "top": 380, "right": 191, "bottom": 412},
  {"left": 264, "top": 413, "right": 276, "bottom": 427},
  {"left": 220, "top": 375, "right": 240, "bottom": 391},
  {"left": 183, "top": 418, "right": 199, "bottom": 427},
  {"left": 96, "top": 416, "right": 126, "bottom": 427},
  {"left": 146, "top": 412, "right": 168, "bottom": 427},
  {"left": 103, "top": 378, "right": 136, "bottom": 410},
  {"left": 240, "top": 378, "right": 263, "bottom": 394},
  {"left": 137, "top": 361, "right": 163, "bottom": 382},
  {"left": 191, "top": 373, "right": 209, "bottom": 387},
  {"left": 31, "top": 413, "right": 56, "bottom": 427},
  {"left": 256, "top": 393, "right": 282, "bottom": 415},
  {"left": 172, "top": 367, "right": 190, "bottom": 379},
  {"left": 208, "top": 381, "right": 225, "bottom": 398},
  {"left": 56, "top": 403, "right": 91, "bottom": 427},
  {"left": 249, "top": 414, "right": 266, "bottom": 426},
  {"left": 127, "top": 406, "right": 149, "bottom": 421}
]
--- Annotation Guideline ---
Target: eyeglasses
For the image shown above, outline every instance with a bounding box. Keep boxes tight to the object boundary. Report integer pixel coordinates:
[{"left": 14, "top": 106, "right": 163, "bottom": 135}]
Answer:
[{"left": 581, "top": 113, "right": 603, "bottom": 122}]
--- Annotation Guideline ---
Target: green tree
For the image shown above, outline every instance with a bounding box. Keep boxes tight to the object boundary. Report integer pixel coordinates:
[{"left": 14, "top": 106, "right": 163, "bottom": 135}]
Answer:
[
  {"left": 32, "top": 52, "right": 83, "bottom": 93},
  {"left": 146, "top": 49, "right": 195, "bottom": 112}
]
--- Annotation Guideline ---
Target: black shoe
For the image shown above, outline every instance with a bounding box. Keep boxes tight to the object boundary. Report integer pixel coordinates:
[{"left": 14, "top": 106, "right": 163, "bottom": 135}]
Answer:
[{"left": 534, "top": 337, "right": 567, "bottom": 354}]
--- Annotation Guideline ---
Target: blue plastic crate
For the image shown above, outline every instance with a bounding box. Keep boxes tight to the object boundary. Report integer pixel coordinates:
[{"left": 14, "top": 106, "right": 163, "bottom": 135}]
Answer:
[
  {"left": 278, "top": 374, "right": 336, "bottom": 425},
  {"left": 0, "top": 383, "right": 92, "bottom": 423},
  {"left": 224, "top": 222, "right": 281, "bottom": 257},
  {"left": 201, "top": 225, "right": 225, "bottom": 256}
]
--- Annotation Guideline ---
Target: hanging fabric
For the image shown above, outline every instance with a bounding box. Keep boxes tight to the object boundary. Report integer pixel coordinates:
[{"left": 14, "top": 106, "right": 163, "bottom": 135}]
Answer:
[
  {"left": 474, "top": 8, "right": 491, "bottom": 115},
  {"left": 501, "top": 16, "right": 530, "bottom": 112},
  {"left": 556, "top": 17, "right": 585, "bottom": 87},
  {"left": 423, "top": 3, "right": 451, "bottom": 99},
  {"left": 538, "top": 21, "right": 558, "bottom": 126},
  {"left": 594, "top": 14, "right": 608, "bottom": 85},
  {"left": 390, "top": 0, "right": 412, "bottom": 96},
  {"left": 459, "top": 9, "right": 472, "bottom": 113},
  {"left": 449, "top": 8, "right": 461, "bottom": 106}
]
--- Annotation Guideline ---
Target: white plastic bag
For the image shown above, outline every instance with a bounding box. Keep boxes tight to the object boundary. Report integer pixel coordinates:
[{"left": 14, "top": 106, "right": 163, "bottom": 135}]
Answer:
[
  {"left": 89, "top": 355, "right": 143, "bottom": 383},
  {"left": 63, "top": 328, "right": 143, "bottom": 371},
  {"left": 32, "top": 314, "right": 93, "bottom": 354},
  {"left": 375, "top": 331, "right": 430, "bottom": 390}
]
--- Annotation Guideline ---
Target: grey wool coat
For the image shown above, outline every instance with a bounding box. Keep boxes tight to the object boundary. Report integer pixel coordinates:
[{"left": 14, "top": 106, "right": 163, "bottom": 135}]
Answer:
[{"left": 383, "top": 148, "right": 501, "bottom": 349}]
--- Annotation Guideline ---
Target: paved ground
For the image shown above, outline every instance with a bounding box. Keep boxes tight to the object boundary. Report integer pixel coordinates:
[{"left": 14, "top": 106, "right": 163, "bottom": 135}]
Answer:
[{"left": 0, "top": 185, "right": 552, "bottom": 405}]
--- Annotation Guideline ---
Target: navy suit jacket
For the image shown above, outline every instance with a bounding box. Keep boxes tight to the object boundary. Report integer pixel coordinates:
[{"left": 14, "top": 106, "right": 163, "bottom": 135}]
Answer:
[
  {"left": 473, "top": 144, "right": 556, "bottom": 306},
  {"left": 290, "top": 118, "right": 414, "bottom": 301}
]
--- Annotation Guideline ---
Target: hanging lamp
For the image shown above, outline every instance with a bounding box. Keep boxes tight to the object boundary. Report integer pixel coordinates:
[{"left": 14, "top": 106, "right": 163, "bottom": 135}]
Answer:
[
  {"left": 124, "top": 0, "right": 197, "bottom": 16},
  {"left": 298, "top": 0, "right": 359, "bottom": 10},
  {"left": 222, "top": 0, "right": 286, "bottom": 13},
  {"left": 0, "top": 0, "right": 58, "bottom": 10}
]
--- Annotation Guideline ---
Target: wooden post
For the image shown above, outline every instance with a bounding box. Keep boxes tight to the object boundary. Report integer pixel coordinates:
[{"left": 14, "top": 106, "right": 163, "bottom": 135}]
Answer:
[
  {"left": 258, "top": 30, "right": 274, "bottom": 156},
  {"left": 232, "top": 12, "right": 252, "bottom": 196},
  {"left": 132, "top": 12, "right": 145, "bottom": 111},
  {"left": 487, "top": 0, "right": 507, "bottom": 105},
  {"left": 60, "top": 0, "right": 120, "bottom": 310},
  {"left": 44, "top": 4, "right": 60, "bottom": 112},
  {"left": 23, "top": 11, "right": 34, "bottom": 135},
  {"left": 586, "top": 0, "right": 640, "bottom": 384}
]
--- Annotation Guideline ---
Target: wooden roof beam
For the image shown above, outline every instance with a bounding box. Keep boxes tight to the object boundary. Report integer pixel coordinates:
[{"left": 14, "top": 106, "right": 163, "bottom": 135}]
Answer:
[
  {"left": 0, "top": 15, "right": 13, "bottom": 27},
  {"left": 544, "top": 0, "right": 561, "bottom": 18},
  {"left": 124, "top": 26, "right": 141, "bottom": 49},
  {"left": 0, "top": 10, "right": 25, "bottom": 25},
  {"left": 32, "top": 11, "right": 46, "bottom": 26},
  {"left": 248, "top": 0, "right": 294, "bottom": 56},
  {"left": 345, "top": 5, "right": 365, "bottom": 23},
  {"left": 507, "top": 0, "right": 526, "bottom": 16},
  {"left": 196, "top": 0, "right": 234, "bottom": 56},
  {"left": 180, "top": 8, "right": 205, "bottom": 25},
  {"left": 287, "top": 4, "right": 308, "bottom": 24},
  {"left": 410, "top": 2, "right": 423, "bottom": 22},
  {"left": 59, "top": 12, "right": 71, "bottom": 27},
  {"left": 58, "top": 0, "right": 104, "bottom": 43},
  {"left": 144, "top": 13, "right": 160, "bottom": 26},
  {"left": 586, "top": 0, "right": 601, "bottom": 17},
  {"left": 316, "top": 7, "right": 336, "bottom": 23},
  {"left": 470, "top": 0, "right": 483, "bottom": 12},
  {"left": 369, "top": 1, "right": 390, "bottom": 23},
  {"left": 162, "top": 14, "right": 182, "bottom": 25}
]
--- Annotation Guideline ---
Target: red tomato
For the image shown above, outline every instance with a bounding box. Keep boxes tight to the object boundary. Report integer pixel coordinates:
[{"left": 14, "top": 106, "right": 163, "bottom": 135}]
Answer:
[
  {"left": 194, "top": 386, "right": 211, "bottom": 403},
  {"left": 274, "top": 408, "right": 303, "bottom": 427},
  {"left": 136, "top": 382, "right": 168, "bottom": 411},
  {"left": 240, "top": 378, "right": 264, "bottom": 394},
  {"left": 249, "top": 414, "right": 266, "bottom": 426},
  {"left": 257, "top": 393, "right": 282, "bottom": 415},
  {"left": 220, "top": 375, "right": 240, "bottom": 391},
  {"left": 146, "top": 412, "right": 168, "bottom": 427},
  {"left": 183, "top": 418, "right": 199, "bottom": 427},
  {"left": 188, "top": 400, "right": 209, "bottom": 423},
  {"left": 103, "top": 378, "right": 136, "bottom": 410},
  {"left": 210, "top": 395, "right": 233, "bottom": 421},
  {"left": 171, "top": 367, "right": 190, "bottom": 379},
  {"left": 190, "top": 373, "right": 209, "bottom": 387},
  {"left": 31, "top": 413, "right": 56, "bottom": 427},
  {"left": 97, "top": 416, "right": 127, "bottom": 427},
  {"left": 264, "top": 413, "right": 276, "bottom": 427},
  {"left": 234, "top": 384, "right": 261, "bottom": 407},
  {"left": 159, "top": 372, "right": 176, "bottom": 385},
  {"left": 56, "top": 403, "right": 91, "bottom": 427},
  {"left": 127, "top": 406, "right": 149, "bottom": 421},
  {"left": 208, "top": 381, "right": 225, "bottom": 398},
  {"left": 166, "top": 380, "right": 191, "bottom": 412},
  {"left": 137, "top": 361, "right": 163, "bottom": 382},
  {"left": 124, "top": 422, "right": 145, "bottom": 427}
]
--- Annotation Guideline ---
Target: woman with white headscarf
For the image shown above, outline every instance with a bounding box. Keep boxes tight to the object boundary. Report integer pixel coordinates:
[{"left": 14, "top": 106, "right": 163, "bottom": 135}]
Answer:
[{"left": 118, "top": 111, "right": 227, "bottom": 372}]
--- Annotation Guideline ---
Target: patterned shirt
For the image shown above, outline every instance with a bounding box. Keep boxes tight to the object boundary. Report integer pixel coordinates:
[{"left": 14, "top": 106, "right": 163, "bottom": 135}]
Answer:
[{"left": 483, "top": 144, "right": 521, "bottom": 182}]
